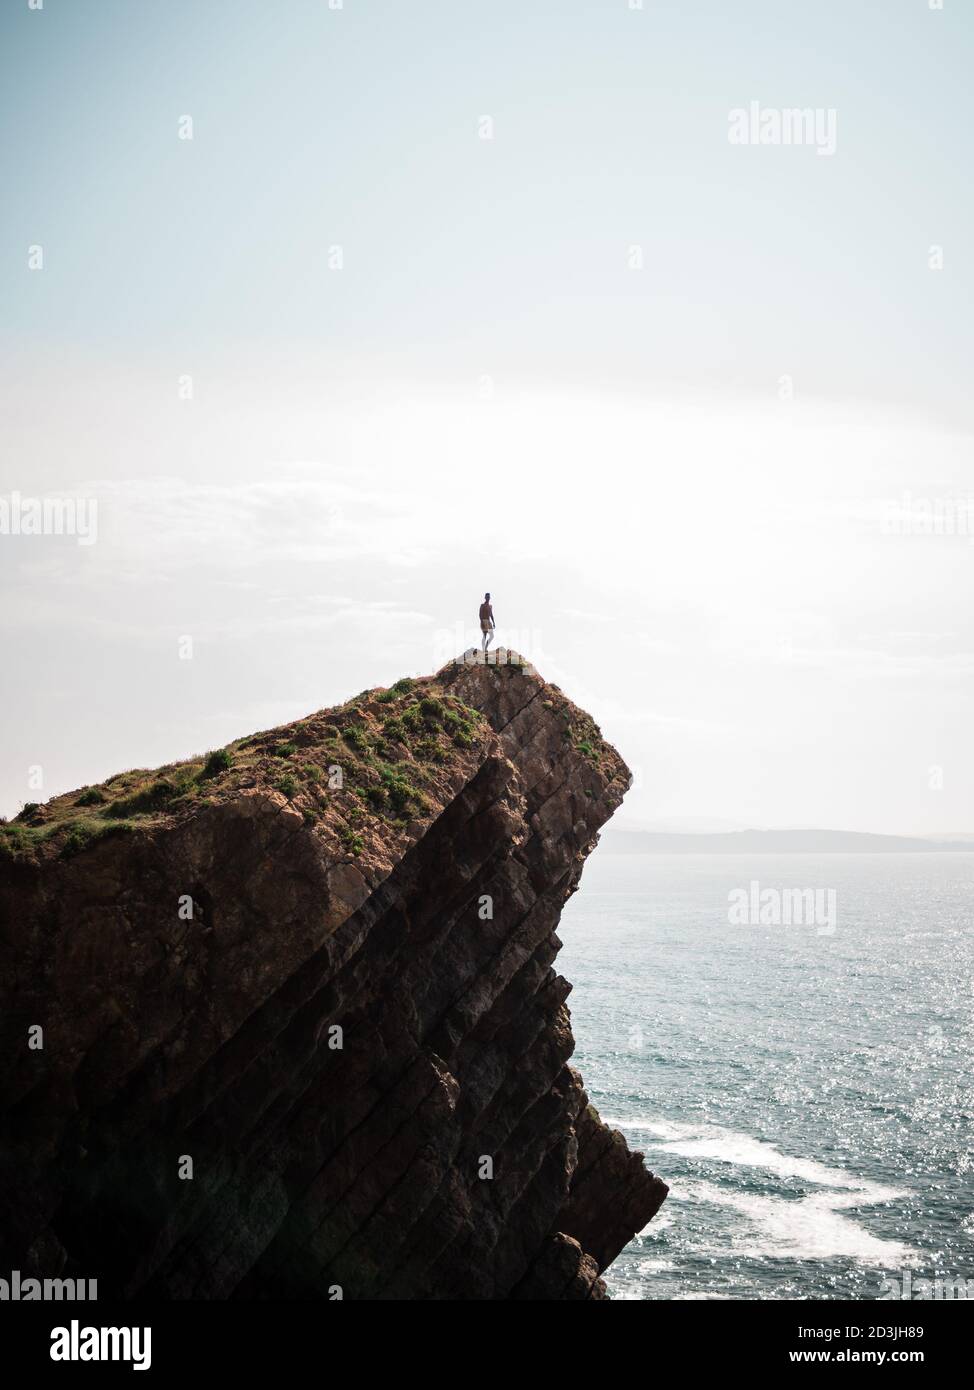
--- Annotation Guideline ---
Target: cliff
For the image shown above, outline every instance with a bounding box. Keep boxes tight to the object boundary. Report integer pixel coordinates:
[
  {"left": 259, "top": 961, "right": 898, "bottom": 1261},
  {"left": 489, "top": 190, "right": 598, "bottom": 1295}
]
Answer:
[{"left": 0, "top": 650, "right": 667, "bottom": 1300}]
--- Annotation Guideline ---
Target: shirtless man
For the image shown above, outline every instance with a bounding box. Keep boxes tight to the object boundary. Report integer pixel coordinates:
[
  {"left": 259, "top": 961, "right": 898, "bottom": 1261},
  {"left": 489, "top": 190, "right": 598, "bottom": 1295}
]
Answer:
[{"left": 479, "top": 593, "right": 495, "bottom": 653}]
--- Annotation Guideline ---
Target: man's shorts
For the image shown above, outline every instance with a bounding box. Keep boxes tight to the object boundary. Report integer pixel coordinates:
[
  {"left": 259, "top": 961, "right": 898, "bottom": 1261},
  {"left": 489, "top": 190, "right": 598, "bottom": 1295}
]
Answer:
[{"left": 480, "top": 621, "right": 491, "bottom": 632}]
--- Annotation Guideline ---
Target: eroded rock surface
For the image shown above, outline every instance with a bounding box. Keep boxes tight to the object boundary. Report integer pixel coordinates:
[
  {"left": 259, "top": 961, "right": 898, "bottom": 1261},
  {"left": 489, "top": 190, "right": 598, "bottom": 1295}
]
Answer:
[{"left": 0, "top": 652, "right": 667, "bottom": 1299}]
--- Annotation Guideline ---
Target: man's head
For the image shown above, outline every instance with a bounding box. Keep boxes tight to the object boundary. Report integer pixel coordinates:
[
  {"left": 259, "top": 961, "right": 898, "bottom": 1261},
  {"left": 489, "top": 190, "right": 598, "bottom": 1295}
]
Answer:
[{"left": 485, "top": 592, "right": 490, "bottom": 601}]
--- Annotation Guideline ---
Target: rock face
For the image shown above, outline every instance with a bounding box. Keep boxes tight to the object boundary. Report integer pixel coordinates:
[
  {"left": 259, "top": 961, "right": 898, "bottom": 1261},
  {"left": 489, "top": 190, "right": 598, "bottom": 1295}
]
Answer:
[{"left": 0, "top": 652, "right": 667, "bottom": 1299}]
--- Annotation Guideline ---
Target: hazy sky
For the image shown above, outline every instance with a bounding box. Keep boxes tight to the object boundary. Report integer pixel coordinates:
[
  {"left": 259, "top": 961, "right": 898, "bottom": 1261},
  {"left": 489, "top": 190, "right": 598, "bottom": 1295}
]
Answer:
[{"left": 2, "top": 0, "right": 972, "bottom": 834}]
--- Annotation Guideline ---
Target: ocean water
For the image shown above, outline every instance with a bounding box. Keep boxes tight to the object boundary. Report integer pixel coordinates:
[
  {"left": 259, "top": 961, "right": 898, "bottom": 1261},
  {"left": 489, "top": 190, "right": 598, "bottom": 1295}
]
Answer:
[{"left": 558, "top": 853, "right": 974, "bottom": 1301}]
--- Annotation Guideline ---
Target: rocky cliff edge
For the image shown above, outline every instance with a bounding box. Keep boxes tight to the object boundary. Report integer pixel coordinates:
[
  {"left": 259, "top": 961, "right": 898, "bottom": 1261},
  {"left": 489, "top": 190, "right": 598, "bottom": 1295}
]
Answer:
[{"left": 0, "top": 649, "right": 667, "bottom": 1299}]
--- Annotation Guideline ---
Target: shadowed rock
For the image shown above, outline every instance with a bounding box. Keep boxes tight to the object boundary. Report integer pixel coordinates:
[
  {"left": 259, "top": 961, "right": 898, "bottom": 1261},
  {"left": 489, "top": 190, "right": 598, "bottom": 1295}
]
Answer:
[{"left": 0, "top": 654, "right": 667, "bottom": 1299}]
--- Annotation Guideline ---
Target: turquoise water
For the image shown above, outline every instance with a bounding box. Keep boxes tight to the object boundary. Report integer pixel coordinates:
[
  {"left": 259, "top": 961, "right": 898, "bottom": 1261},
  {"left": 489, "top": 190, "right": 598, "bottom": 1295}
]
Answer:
[{"left": 558, "top": 853, "right": 974, "bottom": 1300}]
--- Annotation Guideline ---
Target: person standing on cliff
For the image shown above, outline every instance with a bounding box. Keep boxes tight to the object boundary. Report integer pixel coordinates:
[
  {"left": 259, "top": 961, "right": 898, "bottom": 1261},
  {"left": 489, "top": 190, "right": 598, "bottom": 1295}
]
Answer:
[{"left": 479, "top": 593, "right": 495, "bottom": 654}]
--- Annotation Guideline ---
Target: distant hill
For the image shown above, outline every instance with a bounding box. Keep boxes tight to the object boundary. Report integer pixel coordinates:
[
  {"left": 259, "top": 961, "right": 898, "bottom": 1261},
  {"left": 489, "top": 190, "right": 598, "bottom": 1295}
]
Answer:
[{"left": 603, "top": 827, "right": 973, "bottom": 854}]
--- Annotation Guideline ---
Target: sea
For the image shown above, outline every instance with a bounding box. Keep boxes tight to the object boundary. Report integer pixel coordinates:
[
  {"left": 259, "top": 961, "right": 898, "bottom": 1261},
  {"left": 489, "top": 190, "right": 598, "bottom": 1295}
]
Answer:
[{"left": 558, "top": 852, "right": 974, "bottom": 1301}]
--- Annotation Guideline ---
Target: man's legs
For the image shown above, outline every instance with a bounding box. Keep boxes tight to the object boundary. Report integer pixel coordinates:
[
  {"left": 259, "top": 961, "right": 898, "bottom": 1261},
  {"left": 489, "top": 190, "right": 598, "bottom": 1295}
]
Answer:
[{"left": 484, "top": 626, "right": 493, "bottom": 651}]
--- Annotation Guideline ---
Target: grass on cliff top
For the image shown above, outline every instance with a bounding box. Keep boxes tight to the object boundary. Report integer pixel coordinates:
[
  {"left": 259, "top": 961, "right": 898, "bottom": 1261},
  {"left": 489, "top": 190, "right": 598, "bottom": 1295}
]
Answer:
[
  {"left": 541, "top": 690, "right": 613, "bottom": 770},
  {"left": 0, "top": 674, "right": 489, "bottom": 866}
]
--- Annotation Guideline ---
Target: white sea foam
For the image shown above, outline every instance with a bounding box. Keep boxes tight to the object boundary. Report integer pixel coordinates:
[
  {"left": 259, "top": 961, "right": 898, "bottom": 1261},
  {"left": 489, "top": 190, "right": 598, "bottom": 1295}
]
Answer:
[
  {"left": 679, "top": 1179, "right": 918, "bottom": 1264},
  {"left": 608, "top": 1117, "right": 918, "bottom": 1264},
  {"left": 606, "top": 1117, "right": 886, "bottom": 1191},
  {"left": 604, "top": 1117, "right": 684, "bottom": 1140}
]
